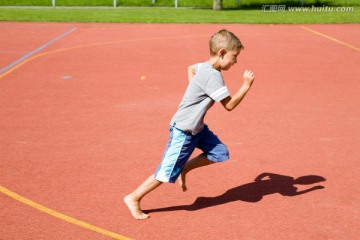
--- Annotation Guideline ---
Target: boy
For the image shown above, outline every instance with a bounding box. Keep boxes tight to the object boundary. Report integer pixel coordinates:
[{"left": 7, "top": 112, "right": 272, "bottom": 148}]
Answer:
[{"left": 124, "top": 29, "right": 255, "bottom": 220}]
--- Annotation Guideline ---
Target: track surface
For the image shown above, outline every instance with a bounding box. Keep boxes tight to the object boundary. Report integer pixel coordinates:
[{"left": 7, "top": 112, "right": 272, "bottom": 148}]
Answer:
[{"left": 1, "top": 23, "right": 359, "bottom": 240}]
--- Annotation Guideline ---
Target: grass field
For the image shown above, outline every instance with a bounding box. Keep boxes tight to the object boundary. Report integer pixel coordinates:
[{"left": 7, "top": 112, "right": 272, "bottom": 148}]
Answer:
[
  {"left": 0, "top": 0, "right": 359, "bottom": 23},
  {"left": 0, "top": 7, "right": 359, "bottom": 23},
  {"left": 0, "top": 0, "right": 359, "bottom": 7}
]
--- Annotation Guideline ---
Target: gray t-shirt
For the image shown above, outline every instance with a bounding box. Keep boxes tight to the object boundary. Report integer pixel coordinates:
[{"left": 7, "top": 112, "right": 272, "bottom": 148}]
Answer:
[{"left": 170, "top": 62, "right": 230, "bottom": 135}]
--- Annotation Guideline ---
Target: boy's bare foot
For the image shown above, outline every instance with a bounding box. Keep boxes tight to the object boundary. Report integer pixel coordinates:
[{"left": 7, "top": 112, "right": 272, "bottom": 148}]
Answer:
[
  {"left": 179, "top": 172, "right": 187, "bottom": 192},
  {"left": 124, "top": 195, "right": 149, "bottom": 220}
]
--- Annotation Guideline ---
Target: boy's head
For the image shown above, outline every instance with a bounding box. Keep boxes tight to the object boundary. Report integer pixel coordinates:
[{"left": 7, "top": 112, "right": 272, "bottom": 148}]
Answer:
[{"left": 209, "top": 29, "right": 244, "bottom": 57}]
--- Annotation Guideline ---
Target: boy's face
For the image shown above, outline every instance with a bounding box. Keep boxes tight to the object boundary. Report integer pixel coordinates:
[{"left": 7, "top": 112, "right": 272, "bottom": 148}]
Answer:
[{"left": 219, "top": 49, "right": 241, "bottom": 71}]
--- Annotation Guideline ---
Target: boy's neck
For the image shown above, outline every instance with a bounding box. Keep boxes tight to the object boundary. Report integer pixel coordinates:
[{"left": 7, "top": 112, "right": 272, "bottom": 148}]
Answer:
[{"left": 208, "top": 56, "right": 221, "bottom": 71}]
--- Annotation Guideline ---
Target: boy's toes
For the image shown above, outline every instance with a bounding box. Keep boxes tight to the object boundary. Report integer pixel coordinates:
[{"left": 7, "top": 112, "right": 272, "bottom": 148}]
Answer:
[{"left": 179, "top": 176, "right": 187, "bottom": 192}]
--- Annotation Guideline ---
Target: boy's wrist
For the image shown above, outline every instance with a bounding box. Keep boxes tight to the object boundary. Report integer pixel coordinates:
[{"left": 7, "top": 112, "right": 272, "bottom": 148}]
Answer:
[{"left": 241, "top": 82, "right": 252, "bottom": 90}]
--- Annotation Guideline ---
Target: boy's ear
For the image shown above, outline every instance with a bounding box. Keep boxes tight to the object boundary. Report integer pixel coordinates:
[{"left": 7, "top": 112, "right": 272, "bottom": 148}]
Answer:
[{"left": 218, "top": 48, "right": 226, "bottom": 57}]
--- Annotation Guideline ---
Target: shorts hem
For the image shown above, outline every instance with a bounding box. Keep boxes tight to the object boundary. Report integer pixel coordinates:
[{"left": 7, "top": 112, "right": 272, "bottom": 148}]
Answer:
[
  {"left": 206, "top": 155, "right": 230, "bottom": 163},
  {"left": 154, "top": 175, "right": 176, "bottom": 183}
]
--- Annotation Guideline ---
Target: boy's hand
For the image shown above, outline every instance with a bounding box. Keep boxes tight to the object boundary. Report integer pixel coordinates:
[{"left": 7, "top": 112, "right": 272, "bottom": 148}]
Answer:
[{"left": 243, "top": 70, "right": 255, "bottom": 87}]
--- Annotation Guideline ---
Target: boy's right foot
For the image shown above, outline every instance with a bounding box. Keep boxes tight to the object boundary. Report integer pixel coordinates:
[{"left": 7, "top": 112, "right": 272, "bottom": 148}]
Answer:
[{"left": 124, "top": 195, "right": 149, "bottom": 220}]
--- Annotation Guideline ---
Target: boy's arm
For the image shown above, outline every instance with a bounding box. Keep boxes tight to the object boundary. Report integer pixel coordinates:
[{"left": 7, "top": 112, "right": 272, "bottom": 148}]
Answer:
[
  {"left": 221, "top": 70, "right": 255, "bottom": 111},
  {"left": 188, "top": 64, "right": 196, "bottom": 82},
  {"left": 254, "top": 173, "right": 271, "bottom": 182}
]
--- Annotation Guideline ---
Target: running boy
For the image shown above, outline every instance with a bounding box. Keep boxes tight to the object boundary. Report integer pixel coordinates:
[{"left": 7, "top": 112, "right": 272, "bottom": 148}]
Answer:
[{"left": 124, "top": 29, "right": 255, "bottom": 220}]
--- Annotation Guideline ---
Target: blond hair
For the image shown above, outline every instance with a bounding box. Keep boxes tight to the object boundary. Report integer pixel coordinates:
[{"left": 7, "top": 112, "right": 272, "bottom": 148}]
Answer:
[{"left": 209, "top": 29, "right": 244, "bottom": 56}]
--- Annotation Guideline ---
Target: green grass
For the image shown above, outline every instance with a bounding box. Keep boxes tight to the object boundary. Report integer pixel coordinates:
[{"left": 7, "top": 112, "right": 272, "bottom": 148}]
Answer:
[
  {"left": 0, "top": 7, "right": 358, "bottom": 24},
  {"left": 0, "top": 0, "right": 359, "bottom": 23},
  {"left": 0, "top": 0, "right": 359, "bottom": 7}
]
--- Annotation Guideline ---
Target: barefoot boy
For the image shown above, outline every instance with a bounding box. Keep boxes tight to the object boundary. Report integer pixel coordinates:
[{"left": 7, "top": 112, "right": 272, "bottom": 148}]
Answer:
[{"left": 124, "top": 29, "right": 255, "bottom": 219}]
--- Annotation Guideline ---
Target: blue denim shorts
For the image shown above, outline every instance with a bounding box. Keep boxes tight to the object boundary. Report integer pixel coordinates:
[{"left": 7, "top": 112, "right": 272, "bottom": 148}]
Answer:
[{"left": 154, "top": 124, "right": 229, "bottom": 183}]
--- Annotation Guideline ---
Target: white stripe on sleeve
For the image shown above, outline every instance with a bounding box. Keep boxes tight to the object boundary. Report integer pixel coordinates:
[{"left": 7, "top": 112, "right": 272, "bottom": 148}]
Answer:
[{"left": 210, "top": 86, "right": 229, "bottom": 101}]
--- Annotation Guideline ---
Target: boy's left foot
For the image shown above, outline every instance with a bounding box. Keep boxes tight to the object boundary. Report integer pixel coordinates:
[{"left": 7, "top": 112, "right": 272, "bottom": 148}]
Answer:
[{"left": 124, "top": 195, "right": 149, "bottom": 220}]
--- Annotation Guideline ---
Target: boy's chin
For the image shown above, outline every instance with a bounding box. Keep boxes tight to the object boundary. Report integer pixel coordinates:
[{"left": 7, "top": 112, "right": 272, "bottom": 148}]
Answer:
[{"left": 222, "top": 66, "right": 231, "bottom": 71}]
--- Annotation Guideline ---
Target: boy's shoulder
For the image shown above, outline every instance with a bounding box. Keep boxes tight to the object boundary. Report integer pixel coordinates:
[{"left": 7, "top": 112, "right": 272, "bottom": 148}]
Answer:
[
  {"left": 195, "top": 62, "right": 223, "bottom": 81},
  {"left": 196, "top": 62, "right": 211, "bottom": 72},
  {"left": 196, "top": 62, "right": 222, "bottom": 78}
]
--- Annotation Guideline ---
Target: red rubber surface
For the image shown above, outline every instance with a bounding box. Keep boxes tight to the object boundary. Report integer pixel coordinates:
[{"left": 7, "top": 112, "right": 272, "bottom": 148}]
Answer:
[{"left": 1, "top": 22, "right": 359, "bottom": 240}]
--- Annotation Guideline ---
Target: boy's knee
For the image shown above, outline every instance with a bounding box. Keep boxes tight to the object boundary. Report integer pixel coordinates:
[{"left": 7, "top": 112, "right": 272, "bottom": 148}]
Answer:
[{"left": 207, "top": 143, "right": 229, "bottom": 162}]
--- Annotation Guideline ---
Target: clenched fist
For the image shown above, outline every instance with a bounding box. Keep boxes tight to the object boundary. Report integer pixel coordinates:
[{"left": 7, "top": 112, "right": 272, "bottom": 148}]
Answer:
[{"left": 243, "top": 70, "right": 255, "bottom": 86}]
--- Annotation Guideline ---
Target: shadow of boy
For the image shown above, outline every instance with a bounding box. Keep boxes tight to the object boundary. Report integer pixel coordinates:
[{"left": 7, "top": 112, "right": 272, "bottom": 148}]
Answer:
[{"left": 145, "top": 173, "right": 326, "bottom": 213}]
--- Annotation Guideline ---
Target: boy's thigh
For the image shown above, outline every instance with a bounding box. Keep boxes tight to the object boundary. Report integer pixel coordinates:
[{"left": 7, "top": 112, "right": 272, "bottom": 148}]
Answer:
[
  {"left": 155, "top": 126, "right": 197, "bottom": 183},
  {"left": 197, "top": 125, "right": 229, "bottom": 162}
]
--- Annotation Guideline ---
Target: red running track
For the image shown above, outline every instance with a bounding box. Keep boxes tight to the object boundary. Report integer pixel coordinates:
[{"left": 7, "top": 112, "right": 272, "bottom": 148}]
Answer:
[{"left": 0, "top": 22, "right": 359, "bottom": 240}]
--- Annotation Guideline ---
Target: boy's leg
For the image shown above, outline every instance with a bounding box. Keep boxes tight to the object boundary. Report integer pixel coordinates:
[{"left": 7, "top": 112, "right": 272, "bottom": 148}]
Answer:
[
  {"left": 180, "top": 125, "right": 229, "bottom": 192},
  {"left": 124, "top": 126, "right": 196, "bottom": 219},
  {"left": 124, "top": 174, "right": 162, "bottom": 220},
  {"left": 179, "top": 153, "right": 214, "bottom": 191}
]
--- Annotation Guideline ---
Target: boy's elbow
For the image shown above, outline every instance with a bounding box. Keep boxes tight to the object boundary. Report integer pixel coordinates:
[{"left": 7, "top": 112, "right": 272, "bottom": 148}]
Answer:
[
  {"left": 221, "top": 97, "right": 235, "bottom": 111},
  {"left": 188, "top": 65, "right": 196, "bottom": 82},
  {"left": 225, "top": 105, "right": 235, "bottom": 111},
  {"left": 188, "top": 65, "right": 195, "bottom": 73},
  {"left": 223, "top": 103, "right": 236, "bottom": 111}
]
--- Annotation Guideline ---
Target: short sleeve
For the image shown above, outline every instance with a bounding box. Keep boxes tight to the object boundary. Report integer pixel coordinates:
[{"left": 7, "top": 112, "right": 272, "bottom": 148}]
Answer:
[
  {"left": 195, "top": 63, "right": 203, "bottom": 73},
  {"left": 205, "top": 72, "right": 230, "bottom": 102}
]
